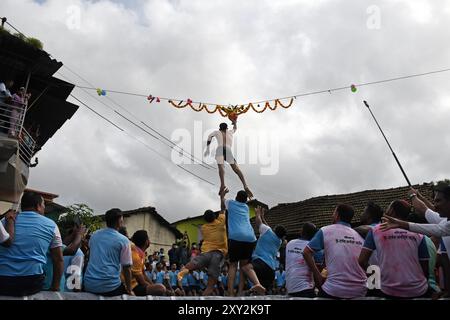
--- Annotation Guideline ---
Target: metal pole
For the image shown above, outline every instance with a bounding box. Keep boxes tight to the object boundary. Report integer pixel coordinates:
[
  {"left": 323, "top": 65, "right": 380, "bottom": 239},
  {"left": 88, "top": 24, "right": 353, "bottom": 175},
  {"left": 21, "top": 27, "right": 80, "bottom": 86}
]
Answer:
[{"left": 363, "top": 100, "right": 412, "bottom": 187}]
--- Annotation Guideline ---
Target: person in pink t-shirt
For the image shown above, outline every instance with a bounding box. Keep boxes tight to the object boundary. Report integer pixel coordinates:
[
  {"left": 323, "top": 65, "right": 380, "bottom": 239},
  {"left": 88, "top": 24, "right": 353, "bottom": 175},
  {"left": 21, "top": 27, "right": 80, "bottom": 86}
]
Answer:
[
  {"left": 359, "top": 200, "right": 431, "bottom": 299},
  {"left": 303, "top": 204, "right": 367, "bottom": 299}
]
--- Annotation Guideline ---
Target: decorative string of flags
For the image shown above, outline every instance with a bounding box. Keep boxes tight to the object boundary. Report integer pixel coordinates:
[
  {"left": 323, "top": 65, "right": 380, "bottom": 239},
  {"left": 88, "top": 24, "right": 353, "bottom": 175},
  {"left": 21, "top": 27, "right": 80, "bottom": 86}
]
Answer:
[{"left": 88, "top": 66, "right": 450, "bottom": 120}]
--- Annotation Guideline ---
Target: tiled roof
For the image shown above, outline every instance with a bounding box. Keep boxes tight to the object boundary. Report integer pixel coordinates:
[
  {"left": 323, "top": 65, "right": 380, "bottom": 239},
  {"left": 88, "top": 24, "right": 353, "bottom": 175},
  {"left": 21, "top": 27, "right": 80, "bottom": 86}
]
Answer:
[
  {"left": 251, "top": 182, "right": 434, "bottom": 238},
  {"left": 98, "top": 206, "right": 183, "bottom": 239}
]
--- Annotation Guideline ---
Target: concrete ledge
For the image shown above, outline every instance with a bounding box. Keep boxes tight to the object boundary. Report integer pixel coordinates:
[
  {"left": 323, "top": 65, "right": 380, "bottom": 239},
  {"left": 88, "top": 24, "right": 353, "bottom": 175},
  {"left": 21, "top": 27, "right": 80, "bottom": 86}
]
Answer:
[{"left": 1, "top": 292, "right": 449, "bottom": 300}]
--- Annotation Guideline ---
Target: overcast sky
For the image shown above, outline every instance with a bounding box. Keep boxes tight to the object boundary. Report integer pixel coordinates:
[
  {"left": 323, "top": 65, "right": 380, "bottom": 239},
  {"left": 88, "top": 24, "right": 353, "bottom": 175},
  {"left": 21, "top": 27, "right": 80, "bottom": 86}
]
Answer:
[{"left": 2, "top": 0, "right": 449, "bottom": 222}]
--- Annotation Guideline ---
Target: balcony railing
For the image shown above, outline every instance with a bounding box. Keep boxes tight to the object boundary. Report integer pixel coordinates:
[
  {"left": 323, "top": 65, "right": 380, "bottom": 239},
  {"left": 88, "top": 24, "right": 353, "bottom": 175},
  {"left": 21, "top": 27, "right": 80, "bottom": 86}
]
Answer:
[{"left": 0, "top": 100, "right": 36, "bottom": 165}]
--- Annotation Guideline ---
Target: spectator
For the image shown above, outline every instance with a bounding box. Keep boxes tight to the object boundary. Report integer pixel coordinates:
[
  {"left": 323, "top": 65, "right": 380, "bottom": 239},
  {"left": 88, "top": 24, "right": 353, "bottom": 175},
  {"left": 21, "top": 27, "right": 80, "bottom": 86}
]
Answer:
[
  {"left": 199, "top": 269, "right": 206, "bottom": 293},
  {"left": 274, "top": 266, "right": 286, "bottom": 295},
  {"left": 157, "top": 248, "right": 165, "bottom": 262},
  {"left": 123, "top": 230, "right": 165, "bottom": 296},
  {"left": 354, "top": 201, "right": 384, "bottom": 239},
  {"left": 0, "top": 210, "right": 16, "bottom": 247},
  {"left": 359, "top": 200, "right": 430, "bottom": 299},
  {"left": 0, "top": 79, "right": 13, "bottom": 100},
  {"left": 168, "top": 243, "right": 179, "bottom": 267},
  {"left": 179, "top": 264, "right": 190, "bottom": 295},
  {"left": 251, "top": 206, "right": 287, "bottom": 294},
  {"left": 303, "top": 204, "right": 367, "bottom": 299},
  {"left": 187, "top": 269, "right": 201, "bottom": 296},
  {"left": 438, "top": 241, "right": 450, "bottom": 297},
  {"left": 218, "top": 266, "right": 228, "bottom": 296},
  {"left": 222, "top": 188, "right": 265, "bottom": 296},
  {"left": 83, "top": 208, "right": 133, "bottom": 296},
  {"left": 354, "top": 202, "right": 384, "bottom": 268},
  {"left": 43, "top": 223, "right": 86, "bottom": 292},
  {"left": 0, "top": 79, "right": 14, "bottom": 133},
  {"left": 144, "top": 262, "right": 154, "bottom": 281},
  {"left": 153, "top": 263, "right": 165, "bottom": 285},
  {"left": 382, "top": 185, "right": 450, "bottom": 238},
  {"left": 177, "top": 207, "right": 228, "bottom": 296},
  {"left": 177, "top": 241, "right": 190, "bottom": 266},
  {"left": 190, "top": 243, "right": 200, "bottom": 259},
  {"left": 0, "top": 192, "right": 64, "bottom": 296},
  {"left": 168, "top": 263, "right": 181, "bottom": 294},
  {"left": 62, "top": 225, "right": 85, "bottom": 292},
  {"left": 285, "top": 222, "right": 319, "bottom": 298},
  {"left": 9, "top": 87, "right": 30, "bottom": 137},
  {"left": 118, "top": 226, "right": 129, "bottom": 239}
]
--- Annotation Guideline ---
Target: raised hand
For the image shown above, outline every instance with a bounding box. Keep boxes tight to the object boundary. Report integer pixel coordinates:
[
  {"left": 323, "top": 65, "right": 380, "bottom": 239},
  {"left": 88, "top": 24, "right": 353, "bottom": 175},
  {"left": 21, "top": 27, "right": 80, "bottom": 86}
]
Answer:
[{"left": 380, "top": 215, "right": 405, "bottom": 231}]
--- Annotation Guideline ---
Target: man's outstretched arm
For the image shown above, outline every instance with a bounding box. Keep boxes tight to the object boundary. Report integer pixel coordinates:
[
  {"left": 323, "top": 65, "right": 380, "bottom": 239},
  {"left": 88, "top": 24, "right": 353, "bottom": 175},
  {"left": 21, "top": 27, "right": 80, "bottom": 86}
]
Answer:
[
  {"left": 381, "top": 214, "right": 450, "bottom": 237},
  {"left": 255, "top": 206, "right": 264, "bottom": 230},
  {"left": 220, "top": 187, "right": 229, "bottom": 212},
  {"left": 204, "top": 132, "right": 215, "bottom": 157}
]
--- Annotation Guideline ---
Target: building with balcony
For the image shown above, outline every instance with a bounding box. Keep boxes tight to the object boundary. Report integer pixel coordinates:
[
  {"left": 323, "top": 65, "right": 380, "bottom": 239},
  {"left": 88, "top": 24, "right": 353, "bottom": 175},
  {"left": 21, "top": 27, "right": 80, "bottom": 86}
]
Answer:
[{"left": 0, "top": 27, "right": 78, "bottom": 209}]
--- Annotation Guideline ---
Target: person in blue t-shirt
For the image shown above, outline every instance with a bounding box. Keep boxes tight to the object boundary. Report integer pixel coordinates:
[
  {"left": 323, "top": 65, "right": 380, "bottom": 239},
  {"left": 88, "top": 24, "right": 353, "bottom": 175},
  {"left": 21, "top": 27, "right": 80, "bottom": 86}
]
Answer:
[
  {"left": 153, "top": 263, "right": 166, "bottom": 285},
  {"left": 178, "top": 263, "right": 190, "bottom": 295},
  {"left": 199, "top": 269, "right": 208, "bottom": 291},
  {"left": 0, "top": 192, "right": 64, "bottom": 296},
  {"left": 187, "top": 269, "right": 200, "bottom": 296},
  {"left": 274, "top": 266, "right": 286, "bottom": 295},
  {"left": 83, "top": 208, "right": 133, "bottom": 296},
  {"left": 221, "top": 188, "right": 265, "bottom": 296},
  {"left": 250, "top": 206, "right": 287, "bottom": 294},
  {"left": 217, "top": 266, "right": 228, "bottom": 296},
  {"left": 43, "top": 223, "right": 86, "bottom": 292},
  {"left": 168, "top": 263, "right": 180, "bottom": 292}
]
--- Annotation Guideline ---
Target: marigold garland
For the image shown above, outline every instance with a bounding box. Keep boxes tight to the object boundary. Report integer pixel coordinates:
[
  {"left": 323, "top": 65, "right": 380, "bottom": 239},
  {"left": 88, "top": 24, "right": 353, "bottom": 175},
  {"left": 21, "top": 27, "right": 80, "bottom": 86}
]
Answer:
[{"left": 168, "top": 98, "right": 294, "bottom": 117}]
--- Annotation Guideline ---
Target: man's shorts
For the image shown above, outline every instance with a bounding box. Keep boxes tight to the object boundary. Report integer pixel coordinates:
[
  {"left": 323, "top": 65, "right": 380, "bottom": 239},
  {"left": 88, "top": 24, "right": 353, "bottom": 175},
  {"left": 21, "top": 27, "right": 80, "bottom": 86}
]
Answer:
[
  {"left": 252, "top": 258, "right": 275, "bottom": 291},
  {"left": 190, "top": 251, "right": 225, "bottom": 279},
  {"left": 215, "top": 147, "right": 236, "bottom": 165},
  {"left": 0, "top": 274, "right": 44, "bottom": 297},
  {"left": 228, "top": 240, "right": 256, "bottom": 262},
  {"left": 133, "top": 284, "right": 147, "bottom": 296}
]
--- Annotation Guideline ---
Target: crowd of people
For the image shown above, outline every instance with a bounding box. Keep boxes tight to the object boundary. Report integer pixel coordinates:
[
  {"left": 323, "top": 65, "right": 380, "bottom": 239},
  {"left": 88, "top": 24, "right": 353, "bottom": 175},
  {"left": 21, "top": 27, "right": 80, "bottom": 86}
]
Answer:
[{"left": 0, "top": 182, "right": 449, "bottom": 299}]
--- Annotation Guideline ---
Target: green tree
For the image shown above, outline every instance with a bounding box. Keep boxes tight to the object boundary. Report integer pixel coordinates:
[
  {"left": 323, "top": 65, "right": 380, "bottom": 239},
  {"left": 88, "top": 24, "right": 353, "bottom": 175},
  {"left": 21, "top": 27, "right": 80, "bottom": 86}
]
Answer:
[{"left": 57, "top": 204, "right": 102, "bottom": 237}]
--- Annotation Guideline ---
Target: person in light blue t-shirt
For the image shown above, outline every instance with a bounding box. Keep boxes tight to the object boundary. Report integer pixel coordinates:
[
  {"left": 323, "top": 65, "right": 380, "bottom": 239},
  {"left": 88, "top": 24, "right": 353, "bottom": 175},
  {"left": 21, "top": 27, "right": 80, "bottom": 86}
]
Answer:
[
  {"left": 43, "top": 223, "right": 86, "bottom": 292},
  {"left": 83, "top": 208, "right": 133, "bottom": 296},
  {"left": 0, "top": 192, "right": 64, "bottom": 297},
  {"left": 168, "top": 263, "right": 179, "bottom": 291},
  {"left": 221, "top": 188, "right": 265, "bottom": 296},
  {"left": 251, "top": 206, "right": 287, "bottom": 294},
  {"left": 274, "top": 266, "right": 286, "bottom": 295}
]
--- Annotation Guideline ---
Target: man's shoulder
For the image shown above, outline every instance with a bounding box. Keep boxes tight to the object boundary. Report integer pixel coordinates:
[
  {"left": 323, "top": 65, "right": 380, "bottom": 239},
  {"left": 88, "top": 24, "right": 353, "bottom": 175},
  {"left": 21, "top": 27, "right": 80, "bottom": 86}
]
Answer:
[{"left": 20, "top": 211, "right": 57, "bottom": 228}]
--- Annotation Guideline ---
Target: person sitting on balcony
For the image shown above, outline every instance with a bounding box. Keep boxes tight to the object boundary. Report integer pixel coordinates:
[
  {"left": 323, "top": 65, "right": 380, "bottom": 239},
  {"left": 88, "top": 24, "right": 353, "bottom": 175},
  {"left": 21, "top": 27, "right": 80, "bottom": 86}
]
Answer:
[
  {"left": 0, "top": 79, "right": 14, "bottom": 133},
  {"left": 9, "top": 87, "right": 28, "bottom": 137},
  {"left": 0, "top": 192, "right": 64, "bottom": 296}
]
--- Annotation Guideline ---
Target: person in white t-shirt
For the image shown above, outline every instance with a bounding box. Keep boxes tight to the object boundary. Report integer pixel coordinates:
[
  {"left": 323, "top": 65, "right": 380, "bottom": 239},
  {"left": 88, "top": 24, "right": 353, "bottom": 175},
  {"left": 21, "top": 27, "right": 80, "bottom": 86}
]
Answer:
[
  {"left": 285, "top": 222, "right": 319, "bottom": 298},
  {"left": 0, "top": 210, "right": 17, "bottom": 247},
  {"left": 204, "top": 120, "right": 253, "bottom": 198},
  {"left": 0, "top": 79, "right": 14, "bottom": 132},
  {"left": 381, "top": 184, "right": 450, "bottom": 244},
  {"left": 303, "top": 204, "right": 367, "bottom": 299}
]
